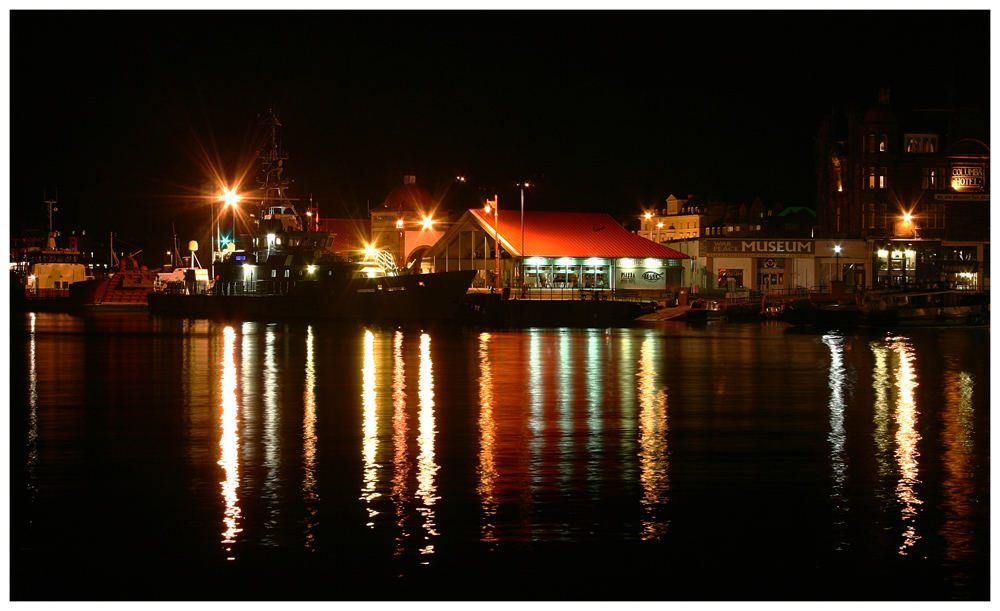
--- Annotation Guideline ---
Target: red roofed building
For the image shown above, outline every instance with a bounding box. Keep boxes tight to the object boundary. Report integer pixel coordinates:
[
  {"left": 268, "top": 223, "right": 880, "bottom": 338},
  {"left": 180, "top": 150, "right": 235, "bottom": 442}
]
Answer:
[{"left": 425, "top": 209, "right": 689, "bottom": 293}]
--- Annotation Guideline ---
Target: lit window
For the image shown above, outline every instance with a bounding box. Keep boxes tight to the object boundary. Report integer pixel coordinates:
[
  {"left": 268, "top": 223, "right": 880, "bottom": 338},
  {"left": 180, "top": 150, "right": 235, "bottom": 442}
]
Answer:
[
  {"left": 867, "top": 167, "right": 876, "bottom": 190},
  {"left": 879, "top": 134, "right": 887, "bottom": 152}
]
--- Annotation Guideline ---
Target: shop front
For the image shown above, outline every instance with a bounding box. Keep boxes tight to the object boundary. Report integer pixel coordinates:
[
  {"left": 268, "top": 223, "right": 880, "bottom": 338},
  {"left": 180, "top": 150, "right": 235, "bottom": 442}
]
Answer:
[{"left": 702, "top": 239, "right": 817, "bottom": 292}]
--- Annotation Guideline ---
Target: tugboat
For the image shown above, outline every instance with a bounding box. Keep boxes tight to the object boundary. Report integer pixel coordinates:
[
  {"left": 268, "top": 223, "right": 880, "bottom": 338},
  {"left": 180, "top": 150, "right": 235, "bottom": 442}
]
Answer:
[{"left": 148, "top": 110, "right": 476, "bottom": 322}]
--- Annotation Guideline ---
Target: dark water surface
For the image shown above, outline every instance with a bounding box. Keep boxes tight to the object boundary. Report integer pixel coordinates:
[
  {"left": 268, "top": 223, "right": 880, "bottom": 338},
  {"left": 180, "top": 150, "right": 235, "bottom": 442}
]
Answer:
[{"left": 11, "top": 313, "right": 989, "bottom": 600}]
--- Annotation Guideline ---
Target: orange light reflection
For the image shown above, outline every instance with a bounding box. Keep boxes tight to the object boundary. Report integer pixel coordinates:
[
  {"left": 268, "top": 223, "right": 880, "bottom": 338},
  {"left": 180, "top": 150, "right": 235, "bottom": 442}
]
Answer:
[
  {"left": 391, "top": 330, "right": 410, "bottom": 554},
  {"left": 891, "top": 337, "right": 922, "bottom": 555},
  {"left": 477, "top": 332, "right": 498, "bottom": 542},
  {"left": 302, "top": 325, "right": 319, "bottom": 550},
  {"left": 218, "top": 326, "right": 242, "bottom": 560},
  {"left": 637, "top": 335, "right": 669, "bottom": 541},
  {"left": 361, "top": 330, "right": 380, "bottom": 526}
]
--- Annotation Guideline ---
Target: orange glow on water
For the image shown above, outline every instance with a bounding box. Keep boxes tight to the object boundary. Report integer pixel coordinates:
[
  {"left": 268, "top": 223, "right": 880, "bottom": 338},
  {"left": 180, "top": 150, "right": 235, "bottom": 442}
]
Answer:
[
  {"left": 361, "top": 330, "right": 380, "bottom": 526},
  {"left": 637, "top": 336, "right": 669, "bottom": 541},
  {"left": 477, "top": 332, "right": 499, "bottom": 542},
  {"left": 891, "top": 337, "right": 922, "bottom": 555},
  {"left": 302, "top": 325, "right": 319, "bottom": 550},
  {"left": 391, "top": 330, "right": 410, "bottom": 552},
  {"left": 218, "top": 326, "right": 242, "bottom": 560}
]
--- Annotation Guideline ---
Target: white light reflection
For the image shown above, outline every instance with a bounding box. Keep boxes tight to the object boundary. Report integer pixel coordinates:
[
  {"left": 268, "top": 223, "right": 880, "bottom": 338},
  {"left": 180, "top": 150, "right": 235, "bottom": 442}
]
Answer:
[
  {"left": 891, "top": 337, "right": 922, "bottom": 555},
  {"left": 637, "top": 335, "right": 669, "bottom": 541},
  {"left": 822, "top": 333, "right": 849, "bottom": 550},
  {"left": 557, "top": 330, "right": 573, "bottom": 508},
  {"left": 219, "top": 326, "right": 242, "bottom": 560},
  {"left": 477, "top": 332, "right": 499, "bottom": 543},
  {"left": 416, "top": 333, "right": 439, "bottom": 559},
  {"left": 585, "top": 330, "right": 604, "bottom": 502},
  {"left": 391, "top": 330, "right": 410, "bottom": 553},
  {"left": 361, "top": 329, "right": 380, "bottom": 526},
  {"left": 528, "top": 329, "right": 545, "bottom": 527},
  {"left": 262, "top": 324, "right": 281, "bottom": 543},
  {"left": 302, "top": 325, "right": 319, "bottom": 550},
  {"left": 26, "top": 313, "right": 38, "bottom": 501}
]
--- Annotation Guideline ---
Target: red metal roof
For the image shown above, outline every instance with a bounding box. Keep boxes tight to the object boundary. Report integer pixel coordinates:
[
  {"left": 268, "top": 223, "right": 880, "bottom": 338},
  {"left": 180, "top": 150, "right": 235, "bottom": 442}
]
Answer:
[{"left": 468, "top": 209, "right": 688, "bottom": 259}]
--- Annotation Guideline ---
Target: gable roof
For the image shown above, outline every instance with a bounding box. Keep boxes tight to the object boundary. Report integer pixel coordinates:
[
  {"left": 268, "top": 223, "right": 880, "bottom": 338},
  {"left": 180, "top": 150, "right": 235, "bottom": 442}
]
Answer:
[{"left": 462, "top": 209, "right": 688, "bottom": 259}]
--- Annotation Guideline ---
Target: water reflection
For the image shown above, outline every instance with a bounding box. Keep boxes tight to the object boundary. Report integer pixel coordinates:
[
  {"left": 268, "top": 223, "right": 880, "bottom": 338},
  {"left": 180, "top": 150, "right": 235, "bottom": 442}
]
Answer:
[
  {"left": 361, "top": 329, "right": 380, "bottom": 526},
  {"left": 27, "top": 313, "right": 38, "bottom": 501},
  {"left": 557, "top": 331, "right": 573, "bottom": 509},
  {"left": 477, "top": 332, "right": 499, "bottom": 543},
  {"left": 391, "top": 330, "right": 410, "bottom": 552},
  {"left": 891, "top": 337, "right": 921, "bottom": 555},
  {"left": 528, "top": 329, "right": 544, "bottom": 533},
  {"left": 941, "top": 367, "right": 976, "bottom": 586},
  {"left": 822, "top": 333, "right": 849, "bottom": 550},
  {"left": 302, "top": 325, "right": 319, "bottom": 550},
  {"left": 416, "top": 333, "right": 439, "bottom": 559},
  {"left": 637, "top": 335, "right": 669, "bottom": 541},
  {"left": 585, "top": 331, "right": 603, "bottom": 502},
  {"left": 262, "top": 325, "right": 281, "bottom": 543},
  {"left": 870, "top": 342, "right": 893, "bottom": 510},
  {"left": 218, "top": 326, "right": 242, "bottom": 560}
]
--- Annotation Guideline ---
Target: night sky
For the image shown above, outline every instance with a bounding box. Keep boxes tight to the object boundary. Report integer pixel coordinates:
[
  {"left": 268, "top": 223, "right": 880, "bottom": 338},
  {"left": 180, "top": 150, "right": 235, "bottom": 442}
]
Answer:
[{"left": 10, "top": 10, "right": 990, "bottom": 258}]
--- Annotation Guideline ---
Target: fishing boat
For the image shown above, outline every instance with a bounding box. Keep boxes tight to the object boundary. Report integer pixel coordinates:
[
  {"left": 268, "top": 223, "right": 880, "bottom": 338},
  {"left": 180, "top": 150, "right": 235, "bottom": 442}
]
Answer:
[{"left": 11, "top": 197, "right": 94, "bottom": 312}]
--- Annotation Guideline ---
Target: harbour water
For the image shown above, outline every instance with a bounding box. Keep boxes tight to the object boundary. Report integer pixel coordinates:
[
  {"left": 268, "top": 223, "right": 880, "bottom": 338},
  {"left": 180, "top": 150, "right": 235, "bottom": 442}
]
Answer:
[{"left": 11, "top": 312, "right": 989, "bottom": 600}]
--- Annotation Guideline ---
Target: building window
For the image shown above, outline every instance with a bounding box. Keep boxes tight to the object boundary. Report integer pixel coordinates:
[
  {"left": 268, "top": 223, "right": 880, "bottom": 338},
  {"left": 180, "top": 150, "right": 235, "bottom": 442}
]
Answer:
[
  {"left": 865, "top": 203, "right": 875, "bottom": 230},
  {"left": 905, "top": 133, "right": 939, "bottom": 153},
  {"left": 879, "top": 133, "right": 888, "bottom": 152},
  {"left": 878, "top": 167, "right": 887, "bottom": 189},
  {"left": 866, "top": 133, "right": 877, "bottom": 153},
  {"left": 867, "top": 166, "right": 876, "bottom": 190},
  {"left": 876, "top": 204, "right": 887, "bottom": 229},
  {"left": 921, "top": 168, "right": 938, "bottom": 189}
]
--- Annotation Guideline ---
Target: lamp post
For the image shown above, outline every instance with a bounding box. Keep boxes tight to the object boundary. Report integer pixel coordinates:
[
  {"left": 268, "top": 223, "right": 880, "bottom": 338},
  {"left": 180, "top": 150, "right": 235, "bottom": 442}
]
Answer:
[
  {"left": 656, "top": 222, "right": 664, "bottom": 243},
  {"left": 518, "top": 181, "right": 531, "bottom": 286},
  {"left": 833, "top": 244, "right": 841, "bottom": 282},
  {"left": 222, "top": 189, "right": 241, "bottom": 252},
  {"left": 485, "top": 195, "right": 499, "bottom": 292}
]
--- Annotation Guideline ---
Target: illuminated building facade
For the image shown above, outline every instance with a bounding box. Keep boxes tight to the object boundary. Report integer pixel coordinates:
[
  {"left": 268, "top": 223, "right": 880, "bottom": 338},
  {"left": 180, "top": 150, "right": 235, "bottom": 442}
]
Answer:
[
  {"left": 815, "top": 89, "right": 989, "bottom": 290},
  {"left": 426, "top": 209, "right": 688, "bottom": 293},
  {"left": 370, "top": 175, "right": 451, "bottom": 272}
]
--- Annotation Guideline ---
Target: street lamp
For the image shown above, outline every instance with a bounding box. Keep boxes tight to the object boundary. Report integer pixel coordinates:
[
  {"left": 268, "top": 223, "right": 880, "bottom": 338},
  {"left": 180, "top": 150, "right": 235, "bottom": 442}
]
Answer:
[
  {"left": 656, "top": 221, "right": 664, "bottom": 243},
  {"left": 222, "top": 188, "right": 241, "bottom": 251},
  {"left": 485, "top": 195, "right": 500, "bottom": 292},
  {"left": 518, "top": 181, "right": 532, "bottom": 286},
  {"left": 833, "top": 244, "right": 842, "bottom": 282}
]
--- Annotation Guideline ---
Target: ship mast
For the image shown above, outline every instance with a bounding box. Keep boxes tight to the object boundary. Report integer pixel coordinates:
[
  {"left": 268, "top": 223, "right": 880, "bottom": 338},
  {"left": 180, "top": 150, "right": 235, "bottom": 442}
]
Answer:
[
  {"left": 43, "top": 189, "right": 58, "bottom": 250},
  {"left": 255, "top": 109, "right": 296, "bottom": 218}
]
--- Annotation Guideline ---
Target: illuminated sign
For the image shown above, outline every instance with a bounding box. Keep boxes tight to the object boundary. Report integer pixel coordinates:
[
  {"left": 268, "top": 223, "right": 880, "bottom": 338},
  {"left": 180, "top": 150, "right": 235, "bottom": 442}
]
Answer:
[
  {"left": 617, "top": 265, "right": 666, "bottom": 289},
  {"left": 951, "top": 166, "right": 985, "bottom": 191},
  {"left": 703, "top": 240, "right": 815, "bottom": 257}
]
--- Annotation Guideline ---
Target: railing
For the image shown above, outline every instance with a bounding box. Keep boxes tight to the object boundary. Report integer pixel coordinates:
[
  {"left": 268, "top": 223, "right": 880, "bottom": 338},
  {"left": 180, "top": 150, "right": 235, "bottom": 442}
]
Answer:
[
  {"left": 23, "top": 288, "right": 70, "bottom": 300},
  {"left": 470, "top": 287, "right": 668, "bottom": 302}
]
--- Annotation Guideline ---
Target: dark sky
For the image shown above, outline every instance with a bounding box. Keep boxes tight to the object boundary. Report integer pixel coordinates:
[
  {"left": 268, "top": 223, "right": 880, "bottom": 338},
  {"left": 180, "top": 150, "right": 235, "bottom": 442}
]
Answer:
[{"left": 10, "top": 10, "right": 990, "bottom": 255}]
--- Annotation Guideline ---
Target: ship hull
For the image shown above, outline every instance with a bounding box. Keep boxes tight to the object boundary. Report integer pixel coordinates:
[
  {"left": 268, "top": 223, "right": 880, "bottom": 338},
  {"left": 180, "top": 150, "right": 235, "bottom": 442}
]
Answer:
[{"left": 148, "top": 269, "right": 476, "bottom": 322}]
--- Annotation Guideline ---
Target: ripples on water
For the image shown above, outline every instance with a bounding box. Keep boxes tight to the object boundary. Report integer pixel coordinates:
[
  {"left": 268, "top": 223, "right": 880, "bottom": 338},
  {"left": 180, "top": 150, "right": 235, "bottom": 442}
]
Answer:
[{"left": 12, "top": 313, "right": 989, "bottom": 600}]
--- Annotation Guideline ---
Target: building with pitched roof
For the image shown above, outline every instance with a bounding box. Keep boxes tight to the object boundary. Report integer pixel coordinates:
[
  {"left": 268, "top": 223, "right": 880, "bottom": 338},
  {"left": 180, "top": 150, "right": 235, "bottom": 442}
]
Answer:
[{"left": 425, "top": 209, "right": 688, "bottom": 293}]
